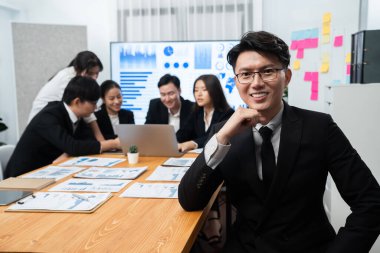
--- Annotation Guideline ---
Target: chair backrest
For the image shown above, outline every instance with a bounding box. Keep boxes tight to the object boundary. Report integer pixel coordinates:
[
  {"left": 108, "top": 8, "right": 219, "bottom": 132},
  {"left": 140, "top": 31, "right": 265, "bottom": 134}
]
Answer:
[{"left": 0, "top": 144, "right": 15, "bottom": 180}]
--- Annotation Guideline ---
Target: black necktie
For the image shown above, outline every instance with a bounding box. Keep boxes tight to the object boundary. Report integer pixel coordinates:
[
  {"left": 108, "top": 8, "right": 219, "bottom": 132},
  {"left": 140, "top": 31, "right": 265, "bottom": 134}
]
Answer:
[
  {"left": 259, "top": 126, "right": 276, "bottom": 187},
  {"left": 73, "top": 121, "right": 79, "bottom": 133}
]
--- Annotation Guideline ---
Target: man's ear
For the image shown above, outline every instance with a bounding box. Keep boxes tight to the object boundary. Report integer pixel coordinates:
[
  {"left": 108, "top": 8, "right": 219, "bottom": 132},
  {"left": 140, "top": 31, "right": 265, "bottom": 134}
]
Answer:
[
  {"left": 285, "top": 68, "right": 292, "bottom": 86},
  {"left": 71, "top": 97, "right": 81, "bottom": 107}
]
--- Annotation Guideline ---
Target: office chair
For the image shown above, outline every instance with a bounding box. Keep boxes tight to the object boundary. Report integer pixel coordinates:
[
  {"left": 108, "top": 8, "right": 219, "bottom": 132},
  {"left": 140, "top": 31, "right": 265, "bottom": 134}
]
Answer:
[{"left": 0, "top": 144, "right": 15, "bottom": 180}]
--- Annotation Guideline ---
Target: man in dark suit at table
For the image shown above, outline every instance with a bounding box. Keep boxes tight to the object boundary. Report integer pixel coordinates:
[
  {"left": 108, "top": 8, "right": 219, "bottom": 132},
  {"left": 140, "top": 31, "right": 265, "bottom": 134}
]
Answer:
[
  {"left": 5, "top": 76, "right": 120, "bottom": 178},
  {"left": 178, "top": 31, "right": 380, "bottom": 253},
  {"left": 145, "top": 74, "right": 194, "bottom": 133}
]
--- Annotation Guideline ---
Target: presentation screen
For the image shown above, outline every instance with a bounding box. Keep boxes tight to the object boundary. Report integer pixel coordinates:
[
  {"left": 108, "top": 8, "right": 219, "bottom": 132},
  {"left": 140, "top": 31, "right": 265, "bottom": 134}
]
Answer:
[{"left": 110, "top": 41, "right": 244, "bottom": 124}]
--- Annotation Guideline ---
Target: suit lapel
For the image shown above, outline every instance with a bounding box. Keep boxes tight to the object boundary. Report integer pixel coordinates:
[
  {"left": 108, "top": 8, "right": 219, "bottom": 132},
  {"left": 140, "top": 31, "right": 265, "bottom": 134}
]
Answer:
[
  {"left": 159, "top": 102, "right": 169, "bottom": 124},
  {"left": 256, "top": 103, "right": 303, "bottom": 229}
]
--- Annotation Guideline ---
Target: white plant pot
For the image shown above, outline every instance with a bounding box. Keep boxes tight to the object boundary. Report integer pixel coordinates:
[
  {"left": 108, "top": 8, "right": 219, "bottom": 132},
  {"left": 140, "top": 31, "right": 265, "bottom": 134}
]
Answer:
[{"left": 127, "top": 152, "right": 139, "bottom": 164}]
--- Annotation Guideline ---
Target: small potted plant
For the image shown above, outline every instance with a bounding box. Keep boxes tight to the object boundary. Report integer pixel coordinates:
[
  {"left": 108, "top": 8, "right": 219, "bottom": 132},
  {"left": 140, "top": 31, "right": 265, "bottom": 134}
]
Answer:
[{"left": 127, "top": 145, "right": 139, "bottom": 164}]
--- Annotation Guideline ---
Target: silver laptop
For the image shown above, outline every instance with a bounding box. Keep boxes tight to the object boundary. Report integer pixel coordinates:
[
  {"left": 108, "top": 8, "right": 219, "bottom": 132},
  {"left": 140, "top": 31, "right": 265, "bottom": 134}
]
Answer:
[{"left": 116, "top": 124, "right": 184, "bottom": 157}]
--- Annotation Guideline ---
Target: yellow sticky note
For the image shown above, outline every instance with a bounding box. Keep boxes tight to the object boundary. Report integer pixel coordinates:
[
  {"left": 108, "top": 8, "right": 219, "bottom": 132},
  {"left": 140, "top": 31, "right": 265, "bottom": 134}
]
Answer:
[
  {"left": 320, "top": 63, "right": 329, "bottom": 73},
  {"left": 322, "top": 35, "right": 330, "bottom": 44},
  {"left": 345, "top": 53, "right": 351, "bottom": 63},
  {"left": 322, "top": 25, "right": 330, "bottom": 35},
  {"left": 322, "top": 53, "right": 330, "bottom": 63},
  {"left": 323, "top": 12, "right": 332, "bottom": 23},
  {"left": 293, "top": 60, "right": 301, "bottom": 70}
]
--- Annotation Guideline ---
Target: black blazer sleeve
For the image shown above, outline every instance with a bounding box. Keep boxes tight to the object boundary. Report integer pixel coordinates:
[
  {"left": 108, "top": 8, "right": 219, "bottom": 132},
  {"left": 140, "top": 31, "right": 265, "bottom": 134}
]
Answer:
[
  {"left": 178, "top": 122, "right": 226, "bottom": 211},
  {"left": 176, "top": 107, "right": 234, "bottom": 148}
]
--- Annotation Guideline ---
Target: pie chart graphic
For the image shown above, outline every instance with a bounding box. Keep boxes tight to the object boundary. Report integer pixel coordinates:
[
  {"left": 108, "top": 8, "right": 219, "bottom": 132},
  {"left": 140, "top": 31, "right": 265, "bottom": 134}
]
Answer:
[{"left": 164, "top": 46, "right": 174, "bottom": 56}]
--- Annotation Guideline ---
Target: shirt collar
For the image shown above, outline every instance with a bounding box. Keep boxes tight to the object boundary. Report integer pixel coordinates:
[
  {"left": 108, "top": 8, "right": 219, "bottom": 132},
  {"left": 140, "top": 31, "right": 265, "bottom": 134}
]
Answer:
[
  {"left": 168, "top": 104, "right": 181, "bottom": 117},
  {"left": 255, "top": 101, "right": 284, "bottom": 131},
  {"left": 63, "top": 102, "right": 79, "bottom": 124}
]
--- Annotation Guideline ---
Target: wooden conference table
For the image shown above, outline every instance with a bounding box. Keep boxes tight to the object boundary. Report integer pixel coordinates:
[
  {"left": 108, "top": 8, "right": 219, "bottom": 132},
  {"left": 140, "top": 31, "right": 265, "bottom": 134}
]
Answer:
[{"left": 0, "top": 153, "right": 217, "bottom": 253}]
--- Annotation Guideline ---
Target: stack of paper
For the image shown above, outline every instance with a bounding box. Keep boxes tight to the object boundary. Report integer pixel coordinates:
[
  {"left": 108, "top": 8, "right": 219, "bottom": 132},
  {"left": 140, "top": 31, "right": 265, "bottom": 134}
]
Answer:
[{"left": 0, "top": 177, "right": 55, "bottom": 191}]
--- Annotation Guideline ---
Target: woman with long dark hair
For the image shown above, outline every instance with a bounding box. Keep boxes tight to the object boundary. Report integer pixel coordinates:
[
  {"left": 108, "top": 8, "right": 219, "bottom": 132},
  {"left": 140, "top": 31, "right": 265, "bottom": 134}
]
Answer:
[{"left": 177, "top": 74, "right": 234, "bottom": 152}]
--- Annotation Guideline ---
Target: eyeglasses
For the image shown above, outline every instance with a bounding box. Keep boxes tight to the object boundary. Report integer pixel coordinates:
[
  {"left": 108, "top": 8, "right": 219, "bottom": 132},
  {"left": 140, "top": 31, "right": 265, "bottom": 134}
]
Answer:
[{"left": 235, "top": 68, "right": 284, "bottom": 84}]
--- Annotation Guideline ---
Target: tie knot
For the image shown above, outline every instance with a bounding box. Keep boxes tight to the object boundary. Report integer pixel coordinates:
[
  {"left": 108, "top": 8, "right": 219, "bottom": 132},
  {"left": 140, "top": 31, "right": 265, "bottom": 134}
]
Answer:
[{"left": 259, "top": 126, "right": 273, "bottom": 141}]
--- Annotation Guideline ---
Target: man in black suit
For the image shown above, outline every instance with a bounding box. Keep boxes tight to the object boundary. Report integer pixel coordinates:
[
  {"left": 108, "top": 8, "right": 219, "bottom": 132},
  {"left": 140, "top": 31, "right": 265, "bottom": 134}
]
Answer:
[
  {"left": 5, "top": 76, "right": 120, "bottom": 178},
  {"left": 178, "top": 31, "right": 380, "bottom": 252},
  {"left": 145, "top": 74, "right": 194, "bottom": 133}
]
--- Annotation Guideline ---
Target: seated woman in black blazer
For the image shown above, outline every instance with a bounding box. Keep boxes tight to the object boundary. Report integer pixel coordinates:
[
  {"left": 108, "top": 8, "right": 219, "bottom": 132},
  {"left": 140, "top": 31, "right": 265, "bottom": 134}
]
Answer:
[
  {"left": 177, "top": 74, "right": 234, "bottom": 152},
  {"left": 95, "top": 80, "right": 134, "bottom": 140},
  {"left": 177, "top": 74, "right": 234, "bottom": 245}
]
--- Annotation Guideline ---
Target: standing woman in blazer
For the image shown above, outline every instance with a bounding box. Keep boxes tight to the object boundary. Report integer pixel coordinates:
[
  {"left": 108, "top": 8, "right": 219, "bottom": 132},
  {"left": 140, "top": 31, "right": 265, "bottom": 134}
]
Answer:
[
  {"left": 95, "top": 80, "right": 134, "bottom": 140},
  {"left": 177, "top": 74, "right": 234, "bottom": 152}
]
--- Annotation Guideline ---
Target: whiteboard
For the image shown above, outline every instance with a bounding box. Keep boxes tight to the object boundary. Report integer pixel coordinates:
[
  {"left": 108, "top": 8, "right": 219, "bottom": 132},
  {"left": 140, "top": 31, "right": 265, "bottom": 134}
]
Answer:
[{"left": 263, "top": 0, "right": 360, "bottom": 113}]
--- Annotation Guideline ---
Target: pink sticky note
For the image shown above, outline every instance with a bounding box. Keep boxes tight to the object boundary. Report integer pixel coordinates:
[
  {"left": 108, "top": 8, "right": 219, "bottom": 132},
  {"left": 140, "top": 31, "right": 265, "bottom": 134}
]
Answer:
[
  {"left": 298, "top": 39, "right": 306, "bottom": 49},
  {"left": 304, "top": 72, "right": 312, "bottom": 81},
  {"left": 304, "top": 39, "right": 315, "bottom": 49},
  {"left": 346, "top": 64, "right": 351, "bottom": 75},
  {"left": 311, "top": 72, "right": 319, "bottom": 82},
  {"left": 310, "top": 38, "right": 319, "bottom": 48},
  {"left": 296, "top": 48, "right": 304, "bottom": 59},
  {"left": 310, "top": 92, "right": 318, "bottom": 101},
  {"left": 334, "top": 35, "right": 343, "bottom": 47},
  {"left": 311, "top": 81, "right": 319, "bottom": 92},
  {"left": 290, "top": 40, "right": 298, "bottom": 50}
]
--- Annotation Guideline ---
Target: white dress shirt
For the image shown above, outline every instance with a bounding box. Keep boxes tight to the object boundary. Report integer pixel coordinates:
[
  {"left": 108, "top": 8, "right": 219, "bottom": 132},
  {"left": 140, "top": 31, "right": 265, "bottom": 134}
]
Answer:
[
  {"left": 63, "top": 102, "right": 79, "bottom": 132},
  {"left": 205, "top": 103, "right": 284, "bottom": 180},
  {"left": 28, "top": 66, "right": 96, "bottom": 124},
  {"left": 168, "top": 106, "right": 181, "bottom": 133}
]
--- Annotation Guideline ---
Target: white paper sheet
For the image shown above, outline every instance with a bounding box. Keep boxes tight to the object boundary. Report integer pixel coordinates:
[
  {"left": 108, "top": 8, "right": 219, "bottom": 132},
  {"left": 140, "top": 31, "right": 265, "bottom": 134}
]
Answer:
[
  {"left": 162, "top": 157, "right": 196, "bottom": 167},
  {"left": 7, "top": 192, "right": 112, "bottom": 211},
  {"left": 49, "top": 178, "right": 131, "bottom": 192},
  {"left": 59, "top": 157, "right": 126, "bottom": 167},
  {"left": 146, "top": 166, "right": 189, "bottom": 181},
  {"left": 120, "top": 183, "right": 179, "bottom": 198},
  {"left": 21, "top": 166, "right": 84, "bottom": 180},
  {"left": 74, "top": 166, "right": 147, "bottom": 180}
]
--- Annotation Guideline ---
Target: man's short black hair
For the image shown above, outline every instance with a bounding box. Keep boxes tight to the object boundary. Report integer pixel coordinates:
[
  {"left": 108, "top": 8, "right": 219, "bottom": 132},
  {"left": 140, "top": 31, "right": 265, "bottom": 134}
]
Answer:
[
  {"left": 157, "top": 74, "right": 180, "bottom": 89},
  {"left": 62, "top": 76, "right": 100, "bottom": 104},
  {"left": 227, "top": 31, "right": 291, "bottom": 72}
]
